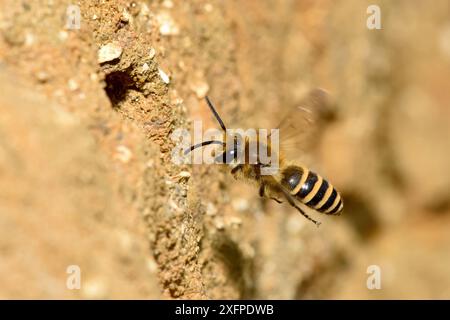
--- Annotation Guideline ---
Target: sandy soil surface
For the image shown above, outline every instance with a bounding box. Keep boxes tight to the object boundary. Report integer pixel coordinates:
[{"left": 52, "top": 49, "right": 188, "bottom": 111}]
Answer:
[{"left": 0, "top": 0, "right": 449, "bottom": 299}]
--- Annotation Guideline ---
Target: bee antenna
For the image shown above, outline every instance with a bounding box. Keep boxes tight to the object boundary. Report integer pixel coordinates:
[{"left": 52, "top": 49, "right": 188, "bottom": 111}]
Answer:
[
  {"left": 184, "top": 140, "right": 225, "bottom": 155},
  {"left": 205, "top": 96, "right": 227, "bottom": 132}
]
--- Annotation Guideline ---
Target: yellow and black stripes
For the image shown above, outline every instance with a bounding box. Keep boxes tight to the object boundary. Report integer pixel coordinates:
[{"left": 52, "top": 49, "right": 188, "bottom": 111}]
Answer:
[{"left": 281, "top": 165, "right": 343, "bottom": 215}]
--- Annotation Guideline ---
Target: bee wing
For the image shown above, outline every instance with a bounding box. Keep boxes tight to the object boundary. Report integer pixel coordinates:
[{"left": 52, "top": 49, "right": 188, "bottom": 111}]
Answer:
[{"left": 273, "top": 88, "right": 333, "bottom": 159}]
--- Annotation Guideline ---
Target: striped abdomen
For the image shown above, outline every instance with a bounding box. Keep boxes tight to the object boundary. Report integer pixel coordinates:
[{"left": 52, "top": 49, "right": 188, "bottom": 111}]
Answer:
[{"left": 281, "top": 165, "right": 343, "bottom": 215}]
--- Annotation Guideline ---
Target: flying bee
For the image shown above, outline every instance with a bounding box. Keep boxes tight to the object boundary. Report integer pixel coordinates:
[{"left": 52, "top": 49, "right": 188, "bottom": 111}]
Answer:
[{"left": 185, "top": 91, "right": 343, "bottom": 226}]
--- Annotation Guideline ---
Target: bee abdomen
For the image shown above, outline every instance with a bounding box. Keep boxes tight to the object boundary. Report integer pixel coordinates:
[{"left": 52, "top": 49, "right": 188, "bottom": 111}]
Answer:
[{"left": 281, "top": 165, "right": 343, "bottom": 215}]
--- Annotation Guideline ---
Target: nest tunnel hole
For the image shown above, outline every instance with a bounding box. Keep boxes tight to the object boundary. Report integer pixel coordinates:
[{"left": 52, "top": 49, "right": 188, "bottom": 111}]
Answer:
[
  {"left": 104, "top": 70, "right": 136, "bottom": 108},
  {"left": 213, "top": 235, "right": 256, "bottom": 299},
  {"left": 295, "top": 249, "right": 349, "bottom": 299}
]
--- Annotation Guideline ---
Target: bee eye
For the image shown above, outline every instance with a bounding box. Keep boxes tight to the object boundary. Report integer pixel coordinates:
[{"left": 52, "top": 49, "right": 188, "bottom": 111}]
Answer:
[
  {"left": 222, "top": 150, "right": 233, "bottom": 163},
  {"left": 222, "top": 149, "right": 240, "bottom": 164}
]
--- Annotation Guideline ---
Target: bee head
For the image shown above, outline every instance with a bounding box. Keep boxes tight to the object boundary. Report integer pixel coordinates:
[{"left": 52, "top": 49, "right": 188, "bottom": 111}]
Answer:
[{"left": 184, "top": 96, "right": 246, "bottom": 166}]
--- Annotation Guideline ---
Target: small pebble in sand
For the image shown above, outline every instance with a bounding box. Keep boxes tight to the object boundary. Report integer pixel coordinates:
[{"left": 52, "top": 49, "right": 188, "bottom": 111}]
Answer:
[
  {"left": 158, "top": 68, "right": 170, "bottom": 84},
  {"left": 115, "top": 145, "right": 133, "bottom": 163},
  {"left": 214, "top": 217, "right": 225, "bottom": 230},
  {"left": 121, "top": 9, "right": 132, "bottom": 23},
  {"left": 97, "top": 42, "right": 123, "bottom": 63},
  {"left": 36, "top": 71, "right": 50, "bottom": 83},
  {"left": 156, "top": 12, "right": 180, "bottom": 36},
  {"left": 148, "top": 47, "right": 156, "bottom": 60},
  {"left": 141, "top": 63, "right": 150, "bottom": 74}
]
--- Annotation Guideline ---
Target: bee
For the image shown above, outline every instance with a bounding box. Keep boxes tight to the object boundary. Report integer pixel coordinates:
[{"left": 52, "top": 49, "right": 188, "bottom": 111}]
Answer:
[{"left": 185, "top": 92, "right": 343, "bottom": 226}]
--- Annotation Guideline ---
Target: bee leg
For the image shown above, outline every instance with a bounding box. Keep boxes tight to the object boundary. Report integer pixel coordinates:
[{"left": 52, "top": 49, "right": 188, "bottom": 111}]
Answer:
[
  {"left": 230, "top": 164, "right": 243, "bottom": 175},
  {"left": 270, "top": 197, "right": 283, "bottom": 204},
  {"left": 259, "top": 184, "right": 265, "bottom": 197},
  {"left": 280, "top": 188, "right": 321, "bottom": 227},
  {"left": 259, "top": 183, "right": 283, "bottom": 203}
]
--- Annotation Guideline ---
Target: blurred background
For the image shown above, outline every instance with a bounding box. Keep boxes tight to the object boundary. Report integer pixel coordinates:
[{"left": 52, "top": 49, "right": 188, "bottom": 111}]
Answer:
[{"left": 0, "top": 0, "right": 449, "bottom": 299}]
